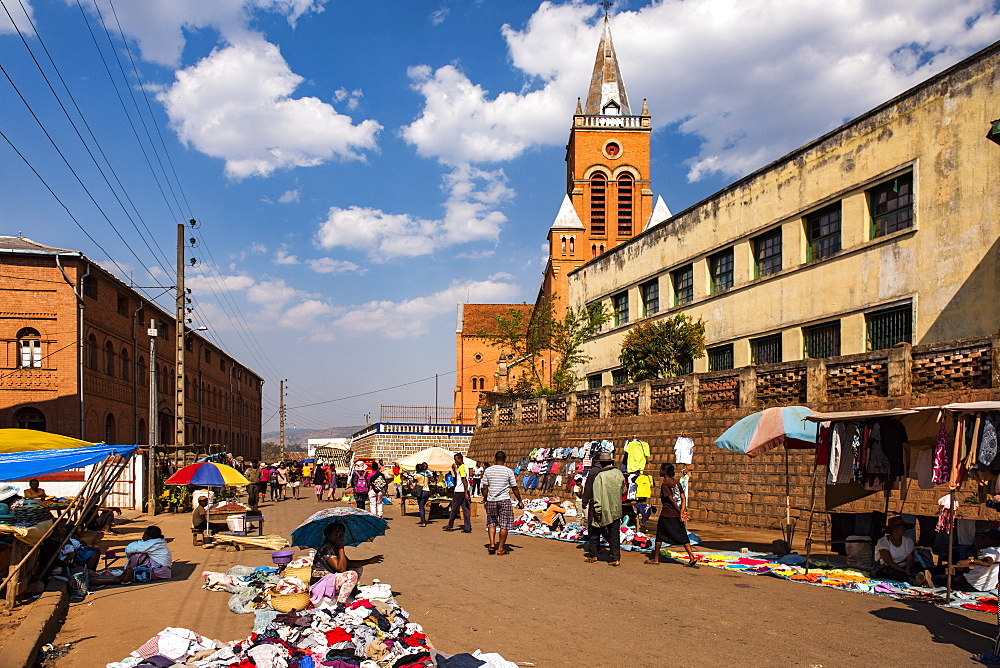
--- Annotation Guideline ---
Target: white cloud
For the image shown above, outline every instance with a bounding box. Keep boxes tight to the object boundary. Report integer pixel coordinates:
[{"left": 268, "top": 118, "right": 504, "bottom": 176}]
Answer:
[
  {"left": 333, "top": 277, "right": 520, "bottom": 338},
  {"left": 274, "top": 244, "right": 299, "bottom": 264},
  {"left": 404, "top": 0, "right": 1000, "bottom": 180},
  {"left": 278, "top": 189, "right": 300, "bottom": 203},
  {"left": 315, "top": 164, "right": 513, "bottom": 260},
  {"left": 306, "top": 257, "right": 361, "bottom": 274},
  {"left": 430, "top": 7, "right": 449, "bottom": 25},
  {"left": 0, "top": 0, "right": 35, "bottom": 35},
  {"left": 281, "top": 299, "right": 332, "bottom": 328},
  {"left": 332, "top": 88, "right": 363, "bottom": 111},
  {"left": 158, "top": 39, "right": 382, "bottom": 179},
  {"left": 81, "top": 0, "right": 328, "bottom": 67}
]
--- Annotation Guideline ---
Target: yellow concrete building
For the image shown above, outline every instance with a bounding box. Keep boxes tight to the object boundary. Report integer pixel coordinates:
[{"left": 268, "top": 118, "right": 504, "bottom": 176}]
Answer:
[{"left": 570, "top": 42, "right": 1000, "bottom": 386}]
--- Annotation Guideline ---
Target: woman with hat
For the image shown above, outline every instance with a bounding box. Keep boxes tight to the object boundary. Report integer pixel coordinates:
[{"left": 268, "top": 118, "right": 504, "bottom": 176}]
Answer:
[{"left": 873, "top": 516, "right": 918, "bottom": 583}]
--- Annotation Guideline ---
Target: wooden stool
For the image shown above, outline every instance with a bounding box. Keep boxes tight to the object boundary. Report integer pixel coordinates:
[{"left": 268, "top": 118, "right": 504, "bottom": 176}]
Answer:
[{"left": 191, "top": 527, "right": 204, "bottom": 546}]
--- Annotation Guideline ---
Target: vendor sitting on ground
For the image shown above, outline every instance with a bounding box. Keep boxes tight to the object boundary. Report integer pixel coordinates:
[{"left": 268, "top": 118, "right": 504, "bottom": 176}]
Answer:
[
  {"left": 23, "top": 479, "right": 47, "bottom": 500},
  {"left": 122, "top": 526, "right": 172, "bottom": 582},
  {"left": 82, "top": 503, "right": 123, "bottom": 534},
  {"left": 191, "top": 496, "right": 227, "bottom": 534},
  {"left": 929, "top": 529, "right": 1000, "bottom": 591},
  {"left": 310, "top": 522, "right": 384, "bottom": 609},
  {"left": 540, "top": 497, "right": 567, "bottom": 530},
  {"left": 873, "top": 516, "right": 918, "bottom": 584}
]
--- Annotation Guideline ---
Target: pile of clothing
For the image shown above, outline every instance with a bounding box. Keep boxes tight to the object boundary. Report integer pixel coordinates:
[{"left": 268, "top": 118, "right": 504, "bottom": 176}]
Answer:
[
  {"left": 202, "top": 565, "right": 283, "bottom": 614},
  {"left": 106, "top": 585, "right": 519, "bottom": 668},
  {"left": 659, "top": 548, "right": 999, "bottom": 614},
  {"left": 510, "top": 511, "right": 652, "bottom": 550}
]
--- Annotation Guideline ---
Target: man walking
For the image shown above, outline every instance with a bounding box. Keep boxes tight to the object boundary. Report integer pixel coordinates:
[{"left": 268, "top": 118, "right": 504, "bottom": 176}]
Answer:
[
  {"left": 582, "top": 450, "right": 626, "bottom": 566},
  {"left": 482, "top": 450, "right": 522, "bottom": 556},
  {"left": 444, "top": 453, "right": 472, "bottom": 532},
  {"left": 245, "top": 460, "right": 262, "bottom": 510}
]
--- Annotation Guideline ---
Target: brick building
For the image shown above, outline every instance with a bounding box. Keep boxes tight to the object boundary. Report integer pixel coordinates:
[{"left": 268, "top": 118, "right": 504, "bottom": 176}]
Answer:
[
  {"left": 0, "top": 236, "right": 263, "bottom": 457},
  {"left": 350, "top": 423, "right": 474, "bottom": 464}
]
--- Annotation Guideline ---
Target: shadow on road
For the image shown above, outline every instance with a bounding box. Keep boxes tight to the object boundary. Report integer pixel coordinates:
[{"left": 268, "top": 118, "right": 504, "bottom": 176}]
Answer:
[{"left": 870, "top": 601, "right": 996, "bottom": 655}]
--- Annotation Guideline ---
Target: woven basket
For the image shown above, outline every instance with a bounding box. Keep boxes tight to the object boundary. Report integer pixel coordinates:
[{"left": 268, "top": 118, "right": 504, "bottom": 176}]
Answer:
[
  {"left": 269, "top": 590, "right": 310, "bottom": 612},
  {"left": 283, "top": 566, "right": 312, "bottom": 584}
]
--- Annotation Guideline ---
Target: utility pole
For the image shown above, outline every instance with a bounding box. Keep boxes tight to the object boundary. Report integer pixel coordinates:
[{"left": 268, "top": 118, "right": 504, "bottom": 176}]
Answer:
[
  {"left": 278, "top": 379, "right": 286, "bottom": 460},
  {"left": 147, "top": 321, "right": 158, "bottom": 514},
  {"left": 176, "top": 219, "right": 197, "bottom": 455}
]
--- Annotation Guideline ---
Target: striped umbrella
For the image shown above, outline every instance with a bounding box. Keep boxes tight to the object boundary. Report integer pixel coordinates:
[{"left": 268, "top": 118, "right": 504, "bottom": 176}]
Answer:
[
  {"left": 165, "top": 462, "right": 250, "bottom": 486},
  {"left": 714, "top": 406, "right": 817, "bottom": 458}
]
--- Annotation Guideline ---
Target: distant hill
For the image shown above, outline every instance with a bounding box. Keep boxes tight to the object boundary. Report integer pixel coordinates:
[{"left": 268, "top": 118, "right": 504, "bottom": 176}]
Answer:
[{"left": 262, "top": 426, "right": 365, "bottom": 450}]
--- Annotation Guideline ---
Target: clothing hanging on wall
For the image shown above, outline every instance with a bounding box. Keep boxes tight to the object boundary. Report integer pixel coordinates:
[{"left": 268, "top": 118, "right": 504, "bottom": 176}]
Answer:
[{"left": 674, "top": 437, "right": 694, "bottom": 465}]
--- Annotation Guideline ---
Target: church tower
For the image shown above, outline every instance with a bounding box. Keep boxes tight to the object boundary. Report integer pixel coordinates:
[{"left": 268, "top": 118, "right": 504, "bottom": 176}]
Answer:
[{"left": 542, "top": 15, "right": 652, "bottom": 315}]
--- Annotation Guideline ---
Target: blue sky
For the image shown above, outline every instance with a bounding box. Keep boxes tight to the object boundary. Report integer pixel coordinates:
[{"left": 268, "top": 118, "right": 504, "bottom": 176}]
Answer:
[{"left": 2, "top": 0, "right": 998, "bottom": 433}]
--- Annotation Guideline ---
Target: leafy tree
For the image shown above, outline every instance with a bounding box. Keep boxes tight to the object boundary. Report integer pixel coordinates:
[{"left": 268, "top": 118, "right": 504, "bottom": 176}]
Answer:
[
  {"left": 618, "top": 316, "right": 707, "bottom": 382},
  {"left": 261, "top": 441, "right": 281, "bottom": 461},
  {"left": 478, "top": 297, "right": 610, "bottom": 396}
]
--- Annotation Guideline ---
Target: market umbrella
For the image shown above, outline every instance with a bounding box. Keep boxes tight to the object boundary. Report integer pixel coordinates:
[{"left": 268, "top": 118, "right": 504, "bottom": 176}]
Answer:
[
  {"left": 396, "top": 446, "right": 476, "bottom": 472},
  {"left": 715, "top": 406, "right": 817, "bottom": 547},
  {"left": 165, "top": 462, "right": 250, "bottom": 536},
  {"left": 714, "top": 405, "right": 817, "bottom": 457},
  {"left": 290, "top": 506, "right": 389, "bottom": 549}
]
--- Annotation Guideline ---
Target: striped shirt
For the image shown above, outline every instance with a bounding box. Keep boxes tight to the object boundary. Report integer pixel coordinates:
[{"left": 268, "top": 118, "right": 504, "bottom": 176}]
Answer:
[{"left": 482, "top": 464, "right": 517, "bottom": 501}]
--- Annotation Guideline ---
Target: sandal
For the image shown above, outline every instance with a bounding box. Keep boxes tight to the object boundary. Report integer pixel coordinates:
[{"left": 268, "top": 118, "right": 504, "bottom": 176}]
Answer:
[
  {"left": 487, "top": 546, "right": 496, "bottom": 554},
  {"left": 584, "top": 556, "right": 597, "bottom": 563},
  {"left": 496, "top": 549, "right": 509, "bottom": 556},
  {"left": 643, "top": 559, "right": 660, "bottom": 565},
  {"left": 608, "top": 561, "right": 621, "bottom": 567}
]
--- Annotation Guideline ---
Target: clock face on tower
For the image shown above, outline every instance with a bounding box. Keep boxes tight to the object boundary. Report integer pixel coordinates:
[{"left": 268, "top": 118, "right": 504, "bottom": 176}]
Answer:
[{"left": 603, "top": 141, "right": 621, "bottom": 159}]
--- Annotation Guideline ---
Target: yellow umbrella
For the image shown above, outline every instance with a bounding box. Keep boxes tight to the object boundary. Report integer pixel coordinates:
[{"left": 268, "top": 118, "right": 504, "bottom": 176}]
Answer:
[{"left": 0, "top": 429, "right": 97, "bottom": 454}]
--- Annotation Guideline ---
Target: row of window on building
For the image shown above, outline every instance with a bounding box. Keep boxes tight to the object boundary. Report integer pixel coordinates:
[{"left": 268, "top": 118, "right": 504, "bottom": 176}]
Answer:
[{"left": 599, "top": 171, "right": 914, "bottom": 328}]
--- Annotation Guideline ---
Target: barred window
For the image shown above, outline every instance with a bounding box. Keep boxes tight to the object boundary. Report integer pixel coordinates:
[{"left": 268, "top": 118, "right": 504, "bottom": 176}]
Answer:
[
  {"left": 673, "top": 264, "right": 694, "bottom": 306},
  {"left": 588, "top": 374, "right": 603, "bottom": 389},
  {"left": 679, "top": 357, "right": 694, "bottom": 375},
  {"left": 869, "top": 173, "right": 913, "bottom": 238},
  {"left": 17, "top": 327, "right": 42, "bottom": 368},
  {"left": 613, "top": 292, "right": 629, "bottom": 327},
  {"left": 751, "top": 334, "right": 782, "bottom": 365},
  {"left": 617, "top": 174, "right": 633, "bottom": 236},
  {"left": 641, "top": 279, "right": 659, "bottom": 316},
  {"left": 803, "top": 321, "right": 841, "bottom": 359},
  {"left": 753, "top": 228, "right": 782, "bottom": 278},
  {"left": 708, "top": 344, "right": 734, "bottom": 371},
  {"left": 806, "top": 203, "right": 842, "bottom": 260},
  {"left": 866, "top": 304, "right": 912, "bottom": 351},
  {"left": 710, "top": 248, "right": 734, "bottom": 293},
  {"left": 612, "top": 368, "right": 629, "bottom": 385},
  {"left": 590, "top": 173, "right": 607, "bottom": 235}
]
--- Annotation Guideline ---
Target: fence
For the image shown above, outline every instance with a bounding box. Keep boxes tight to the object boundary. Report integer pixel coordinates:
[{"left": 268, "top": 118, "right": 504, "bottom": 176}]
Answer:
[{"left": 476, "top": 335, "right": 999, "bottom": 427}]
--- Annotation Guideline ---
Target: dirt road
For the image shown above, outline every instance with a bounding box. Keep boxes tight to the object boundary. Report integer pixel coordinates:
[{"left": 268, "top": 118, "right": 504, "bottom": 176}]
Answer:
[{"left": 48, "top": 491, "right": 991, "bottom": 667}]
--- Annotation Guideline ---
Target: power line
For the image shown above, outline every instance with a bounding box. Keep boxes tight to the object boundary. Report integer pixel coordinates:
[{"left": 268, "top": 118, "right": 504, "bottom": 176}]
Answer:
[{"left": 287, "top": 371, "right": 455, "bottom": 410}]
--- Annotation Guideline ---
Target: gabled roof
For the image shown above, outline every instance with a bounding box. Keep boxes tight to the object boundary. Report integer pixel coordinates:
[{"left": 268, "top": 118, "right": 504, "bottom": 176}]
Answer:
[
  {"left": 0, "top": 236, "right": 76, "bottom": 254},
  {"left": 460, "top": 303, "right": 533, "bottom": 337},
  {"left": 584, "top": 16, "right": 631, "bottom": 116},
  {"left": 644, "top": 196, "right": 673, "bottom": 230},
  {"left": 550, "top": 194, "right": 585, "bottom": 230}
]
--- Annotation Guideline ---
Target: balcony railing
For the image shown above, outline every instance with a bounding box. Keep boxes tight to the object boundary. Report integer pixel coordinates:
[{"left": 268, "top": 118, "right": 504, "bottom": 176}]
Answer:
[{"left": 574, "top": 115, "right": 649, "bottom": 129}]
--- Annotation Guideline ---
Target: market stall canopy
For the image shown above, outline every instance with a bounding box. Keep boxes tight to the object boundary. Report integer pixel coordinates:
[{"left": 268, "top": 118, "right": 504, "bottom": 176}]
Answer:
[
  {"left": 396, "top": 446, "right": 476, "bottom": 472},
  {"left": 804, "top": 407, "right": 941, "bottom": 445},
  {"left": 0, "top": 444, "right": 138, "bottom": 480},
  {"left": 942, "top": 401, "right": 1000, "bottom": 412},
  {"left": 165, "top": 462, "right": 249, "bottom": 486},
  {"left": 715, "top": 406, "right": 817, "bottom": 457},
  {"left": 0, "top": 428, "right": 97, "bottom": 454}
]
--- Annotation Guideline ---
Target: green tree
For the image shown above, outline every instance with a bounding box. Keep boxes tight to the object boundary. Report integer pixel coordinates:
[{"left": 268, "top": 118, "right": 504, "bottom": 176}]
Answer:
[
  {"left": 618, "top": 316, "right": 707, "bottom": 382},
  {"left": 478, "top": 297, "right": 610, "bottom": 396}
]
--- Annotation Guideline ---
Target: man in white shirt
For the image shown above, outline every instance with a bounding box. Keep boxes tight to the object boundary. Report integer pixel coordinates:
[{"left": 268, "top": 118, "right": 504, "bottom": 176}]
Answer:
[
  {"left": 443, "top": 453, "right": 472, "bottom": 533},
  {"left": 930, "top": 529, "right": 1000, "bottom": 591},
  {"left": 482, "top": 450, "right": 523, "bottom": 556}
]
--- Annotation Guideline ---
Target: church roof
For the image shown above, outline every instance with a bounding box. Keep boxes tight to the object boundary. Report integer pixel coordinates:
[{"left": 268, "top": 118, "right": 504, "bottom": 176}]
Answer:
[
  {"left": 550, "top": 194, "right": 585, "bottom": 230},
  {"left": 460, "top": 303, "right": 533, "bottom": 337},
  {"left": 644, "top": 196, "right": 673, "bottom": 230},
  {"left": 584, "top": 16, "right": 631, "bottom": 116}
]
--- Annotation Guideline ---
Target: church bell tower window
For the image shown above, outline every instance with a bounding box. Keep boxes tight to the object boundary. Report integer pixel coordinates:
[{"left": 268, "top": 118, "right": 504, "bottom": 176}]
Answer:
[
  {"left": 590, "top": 173, "right": 607, "bottom": 236},
  {"left": 617, "top": 173, "right": 634, "bottom": 236}
]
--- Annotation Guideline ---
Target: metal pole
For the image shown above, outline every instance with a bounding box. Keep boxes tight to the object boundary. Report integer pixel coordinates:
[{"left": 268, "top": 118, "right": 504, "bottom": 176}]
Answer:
[
  {"left": 435, "top": 373, "right": 439, "bottom": 424},
  {"left": 279, "top": 379, "right": 286, "bottom": 459},
  {"left": 147, "top": 324, "right": 158, "bottom": 514}
]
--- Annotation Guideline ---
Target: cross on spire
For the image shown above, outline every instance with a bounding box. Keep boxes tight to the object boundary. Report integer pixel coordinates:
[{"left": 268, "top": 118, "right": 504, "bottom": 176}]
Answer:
[{"left": 600, "top": 1, "right": 614, "bottom": 18}]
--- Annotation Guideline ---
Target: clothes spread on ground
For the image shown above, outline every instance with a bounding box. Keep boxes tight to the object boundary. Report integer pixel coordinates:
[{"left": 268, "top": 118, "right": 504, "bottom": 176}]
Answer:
[{"left": 109, "top": 579, "right": 517, "bottom": 668}]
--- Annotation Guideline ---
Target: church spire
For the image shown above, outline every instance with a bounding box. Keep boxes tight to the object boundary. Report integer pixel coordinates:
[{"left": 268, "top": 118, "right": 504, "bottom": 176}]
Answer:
[{"left": 584, "top": 15, "right": 631, "bottom": 116}]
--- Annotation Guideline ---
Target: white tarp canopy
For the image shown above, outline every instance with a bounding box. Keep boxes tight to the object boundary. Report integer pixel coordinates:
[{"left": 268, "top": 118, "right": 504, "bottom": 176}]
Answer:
[{"left": 396, "top": 446, "right": 476, "bottom": 472}]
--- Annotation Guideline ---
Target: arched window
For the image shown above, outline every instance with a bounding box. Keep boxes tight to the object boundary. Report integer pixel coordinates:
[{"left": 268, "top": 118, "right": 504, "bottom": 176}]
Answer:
[
  {"left": 14, "top": 407, "right": 45, "bottom": 431},
  {"left": 120, "top": 347, "right": 130, "bottom": 381},
  {"left": 569, "top": 237, "right": 575, "bottom": 255},
  {"left": 617, "top": 173, "right": 634, "bottom": 236},
  {"left": 87, "top": 334, "right": 98, "bottom": 370},
  {"left": 471, "top": 377, "right": 478, "bottom": 391},
  {"left": 560, "top": 237, "right": 566, "bottom": 255},
  {"left": 600, "top": 244, "right": 605, "bottom": 253},
  {"left": 137, "top": 356, "right": 146, "bottom": 386},
  {"left": 592, "top": 244, "right": 597, "bottom": 258},
  {"left": 104, "top": 413, "right": 116, "bottom": 444},
  {"left": 17, "top": 328, "right": 42, "bottom": 368},
  {"left": 104, "top": 341, "right": 115, "bottom": 376},
  {"left": 590, "top": 173, "right": 607, "bottom": 235}
]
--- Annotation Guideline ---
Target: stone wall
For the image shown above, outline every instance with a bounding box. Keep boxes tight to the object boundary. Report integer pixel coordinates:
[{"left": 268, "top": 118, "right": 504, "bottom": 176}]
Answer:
[{"left": 468, "top": 336, "right": 1000, "bottom": 532}]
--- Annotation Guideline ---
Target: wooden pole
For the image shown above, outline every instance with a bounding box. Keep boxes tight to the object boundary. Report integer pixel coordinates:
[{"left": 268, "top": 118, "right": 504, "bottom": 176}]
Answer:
[
  {"left": 784, "top": 446, "right": 792, "bottom": 546},
  {"left": 804, "top": 463, "right": 822, "bottom": 575}
]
